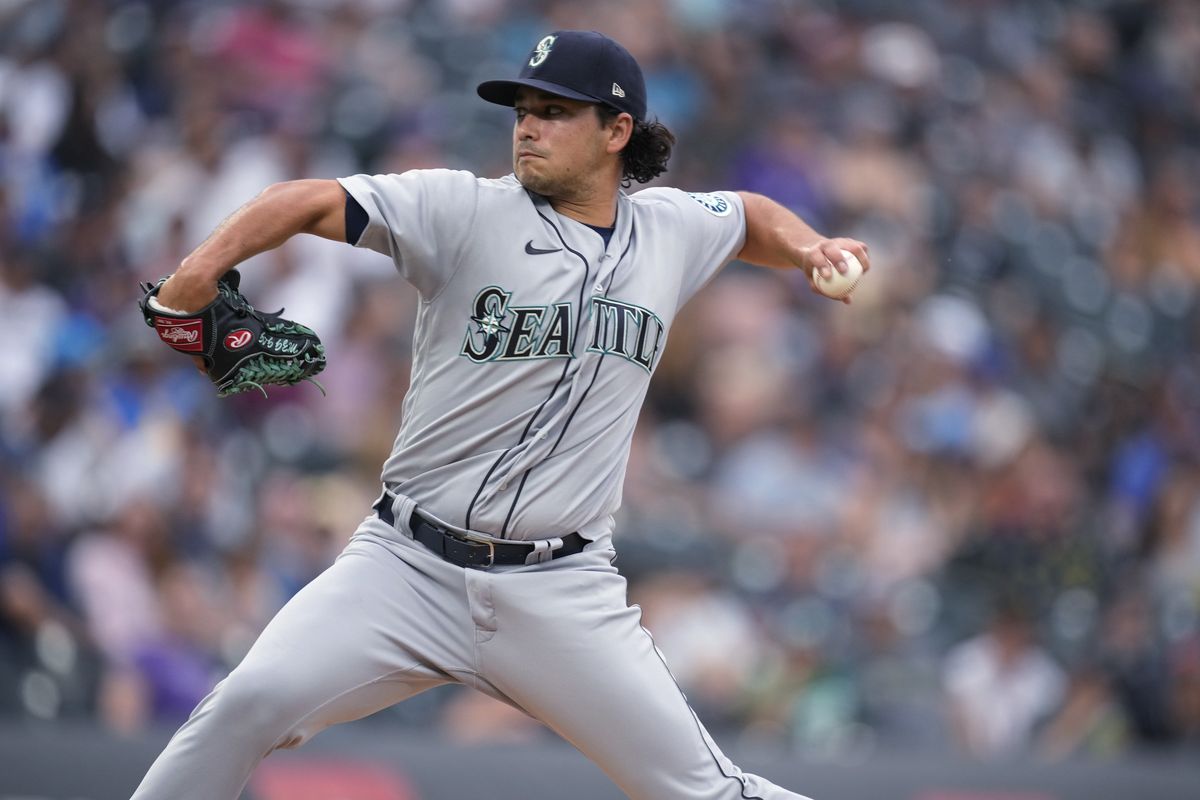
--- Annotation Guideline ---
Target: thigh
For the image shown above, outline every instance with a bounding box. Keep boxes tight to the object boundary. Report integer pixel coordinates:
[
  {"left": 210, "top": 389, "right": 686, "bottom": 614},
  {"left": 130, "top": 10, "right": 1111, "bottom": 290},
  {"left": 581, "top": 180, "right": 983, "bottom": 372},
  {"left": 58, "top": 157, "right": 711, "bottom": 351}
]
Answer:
[
  {"left": 229, "top": 531, "right": 477, "bottom": 733},
  {"left": 130, "top": 532, "right": 476, "bottom": 800},
  {"left": 479, "top": 562, "right": 806, "bottom": 800}
]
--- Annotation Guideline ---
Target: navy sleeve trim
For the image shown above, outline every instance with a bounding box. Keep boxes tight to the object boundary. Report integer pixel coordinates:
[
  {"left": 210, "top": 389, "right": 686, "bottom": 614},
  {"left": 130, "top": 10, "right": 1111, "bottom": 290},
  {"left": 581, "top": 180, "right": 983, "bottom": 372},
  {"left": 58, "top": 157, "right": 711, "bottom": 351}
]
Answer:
[{"left": 344, "top": 188, "right": 368, "bottom": 245}]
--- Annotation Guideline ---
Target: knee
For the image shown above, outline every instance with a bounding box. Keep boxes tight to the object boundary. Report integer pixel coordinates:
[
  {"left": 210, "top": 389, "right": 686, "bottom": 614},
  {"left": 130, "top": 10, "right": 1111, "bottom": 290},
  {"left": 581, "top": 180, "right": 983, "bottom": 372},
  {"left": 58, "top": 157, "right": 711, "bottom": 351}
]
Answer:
[{"left": 203, "top": 668, "right": 308, "bottom": 746}]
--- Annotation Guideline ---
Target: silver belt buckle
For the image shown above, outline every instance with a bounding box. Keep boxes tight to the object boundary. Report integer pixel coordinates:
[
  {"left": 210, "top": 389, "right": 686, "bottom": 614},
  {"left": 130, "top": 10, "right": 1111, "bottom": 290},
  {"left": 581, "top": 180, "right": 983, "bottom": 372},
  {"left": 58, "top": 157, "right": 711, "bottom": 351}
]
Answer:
[
  {"left": 482, "top": 539, "right": 495, "bottom": 568},
  {"left": 456, "top": 530, "right": 496, "bottom": 568}
]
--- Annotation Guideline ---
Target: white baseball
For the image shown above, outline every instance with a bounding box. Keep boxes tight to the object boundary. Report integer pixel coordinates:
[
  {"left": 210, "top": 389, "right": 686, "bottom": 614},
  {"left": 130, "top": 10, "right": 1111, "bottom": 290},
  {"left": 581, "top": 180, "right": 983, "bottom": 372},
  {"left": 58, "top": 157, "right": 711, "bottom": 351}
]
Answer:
[{"left": 812, "top": 250, "right": 865, "bottom": 299}]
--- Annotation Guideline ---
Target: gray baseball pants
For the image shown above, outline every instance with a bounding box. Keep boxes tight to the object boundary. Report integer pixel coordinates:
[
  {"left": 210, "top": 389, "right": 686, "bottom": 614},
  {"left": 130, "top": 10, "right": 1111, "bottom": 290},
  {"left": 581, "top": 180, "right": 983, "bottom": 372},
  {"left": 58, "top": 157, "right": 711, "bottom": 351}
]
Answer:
[{"left": 131, "top": 500, "right": 808, "bottom": 800}]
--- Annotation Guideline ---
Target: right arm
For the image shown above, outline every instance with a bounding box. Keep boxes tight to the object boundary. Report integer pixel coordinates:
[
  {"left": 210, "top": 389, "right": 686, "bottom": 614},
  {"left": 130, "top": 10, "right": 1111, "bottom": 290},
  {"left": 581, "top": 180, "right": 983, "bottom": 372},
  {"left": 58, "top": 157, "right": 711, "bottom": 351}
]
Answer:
[
  {"left": 157, "top": 179, "right": 347, "bottom": 311},
  {"left": 737, "top": 191, "right": 869, "bottom": 302}
]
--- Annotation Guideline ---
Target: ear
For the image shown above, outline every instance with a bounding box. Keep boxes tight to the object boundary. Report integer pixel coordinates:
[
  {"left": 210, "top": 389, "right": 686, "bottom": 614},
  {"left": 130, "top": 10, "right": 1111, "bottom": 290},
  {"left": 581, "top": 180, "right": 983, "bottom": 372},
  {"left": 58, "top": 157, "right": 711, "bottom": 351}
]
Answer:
[{"left": 605, "top": 112, "right": 634, "bottom": 154}]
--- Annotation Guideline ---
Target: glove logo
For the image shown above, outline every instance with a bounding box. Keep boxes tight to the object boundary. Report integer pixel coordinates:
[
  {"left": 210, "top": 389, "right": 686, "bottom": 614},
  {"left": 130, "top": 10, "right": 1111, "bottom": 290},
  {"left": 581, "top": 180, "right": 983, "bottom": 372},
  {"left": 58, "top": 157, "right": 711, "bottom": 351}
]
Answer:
[
  {"left": 140, "top": 268, "right": 326, "bottom": 397},
  {"left": 224, "top": 329, "right": 254, "bottom": 350},
  {"left": 154, "top": 319, "right": 203, "bottom": 352}
]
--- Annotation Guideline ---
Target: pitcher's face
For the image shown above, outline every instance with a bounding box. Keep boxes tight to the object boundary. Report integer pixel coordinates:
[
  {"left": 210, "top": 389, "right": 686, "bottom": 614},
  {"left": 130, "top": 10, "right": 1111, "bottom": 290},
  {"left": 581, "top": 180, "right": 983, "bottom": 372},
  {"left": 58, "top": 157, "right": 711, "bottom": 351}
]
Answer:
[{"left": 512, "top": 88, "right": 614, "bottom": 198}]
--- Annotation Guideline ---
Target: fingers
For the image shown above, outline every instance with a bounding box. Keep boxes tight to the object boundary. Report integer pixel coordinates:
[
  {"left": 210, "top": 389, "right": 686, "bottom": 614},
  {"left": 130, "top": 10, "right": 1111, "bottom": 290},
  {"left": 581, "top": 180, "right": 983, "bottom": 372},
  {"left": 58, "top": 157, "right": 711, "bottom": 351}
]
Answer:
[
  {"left": 804, "top": 245, "right": 837, "bottom": 281},
  {"left": 803, "top": 237, "right": 871, "bottom": 304},
  {"left": 817, "top": 241, "right": 849, "bottom": 275},
  {"left": 840, "top": 239, "right": 871, "bottom": 273},
  {"left": 823, "top": 239, "right": 870, "bottom": 275},
  {"left": 802, "top": 238, "right": 871, "bottom": 281}
]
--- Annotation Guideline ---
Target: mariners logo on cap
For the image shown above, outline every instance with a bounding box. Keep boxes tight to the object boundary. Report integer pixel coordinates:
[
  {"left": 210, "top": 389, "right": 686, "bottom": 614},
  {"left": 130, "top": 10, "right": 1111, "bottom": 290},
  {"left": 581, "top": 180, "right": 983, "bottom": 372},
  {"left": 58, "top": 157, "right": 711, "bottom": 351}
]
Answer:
[{"left": 529, "top": 35, "right": 556, "bottom": 67}]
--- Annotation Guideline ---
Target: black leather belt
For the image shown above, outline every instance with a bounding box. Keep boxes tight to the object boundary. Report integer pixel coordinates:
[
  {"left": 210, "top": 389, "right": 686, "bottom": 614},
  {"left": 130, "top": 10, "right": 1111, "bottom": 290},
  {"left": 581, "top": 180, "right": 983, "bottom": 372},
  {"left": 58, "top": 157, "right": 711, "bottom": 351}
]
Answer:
[{"left": 372, "top": 492, "right": 587, "bottom": 569}]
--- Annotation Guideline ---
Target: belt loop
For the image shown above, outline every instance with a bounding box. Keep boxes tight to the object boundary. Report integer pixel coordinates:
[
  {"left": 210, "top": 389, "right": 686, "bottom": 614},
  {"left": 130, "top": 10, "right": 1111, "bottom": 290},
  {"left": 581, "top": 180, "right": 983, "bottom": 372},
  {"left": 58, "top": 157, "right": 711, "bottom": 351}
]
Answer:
[
  {"left": 524, "top": 537, "right": 564, "bottom": 565},
  {"left": 375, "top": 487, "right": 416, "bottom": 537},
  {"left": 391, "top": 493, "right": 417, "bottom": 537}
]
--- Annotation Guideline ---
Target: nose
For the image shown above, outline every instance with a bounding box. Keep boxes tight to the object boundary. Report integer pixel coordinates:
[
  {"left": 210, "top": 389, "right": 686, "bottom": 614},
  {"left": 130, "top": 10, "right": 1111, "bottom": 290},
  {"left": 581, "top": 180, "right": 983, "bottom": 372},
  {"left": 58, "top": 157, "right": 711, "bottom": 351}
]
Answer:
[{"left": 516, "top": 113, "right": 538, "bottom": 140}]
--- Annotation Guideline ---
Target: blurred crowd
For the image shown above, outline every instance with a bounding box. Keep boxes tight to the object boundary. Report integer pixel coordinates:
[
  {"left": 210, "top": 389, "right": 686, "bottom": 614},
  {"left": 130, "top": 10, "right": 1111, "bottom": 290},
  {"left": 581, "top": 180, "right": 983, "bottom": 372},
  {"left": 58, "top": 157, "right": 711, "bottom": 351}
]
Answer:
[{"left": 1, "top": 0, "right": 1199, "bottom": 762}]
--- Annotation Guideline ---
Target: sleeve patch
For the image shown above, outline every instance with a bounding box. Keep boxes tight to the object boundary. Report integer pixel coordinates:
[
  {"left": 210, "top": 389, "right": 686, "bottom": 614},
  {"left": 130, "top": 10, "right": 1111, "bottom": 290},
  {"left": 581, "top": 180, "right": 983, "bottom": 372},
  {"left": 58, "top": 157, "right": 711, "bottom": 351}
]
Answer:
[{"left": 686, "top": 191, "right": 732, "bottom": 217}]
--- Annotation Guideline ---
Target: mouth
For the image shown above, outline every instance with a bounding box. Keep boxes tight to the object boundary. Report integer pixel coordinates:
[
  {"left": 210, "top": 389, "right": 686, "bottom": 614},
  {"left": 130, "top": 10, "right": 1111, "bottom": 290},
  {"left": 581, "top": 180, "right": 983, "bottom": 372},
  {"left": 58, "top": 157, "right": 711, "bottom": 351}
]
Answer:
[{"left": 517, "top": 151, "right": 545, "bottom": 161}]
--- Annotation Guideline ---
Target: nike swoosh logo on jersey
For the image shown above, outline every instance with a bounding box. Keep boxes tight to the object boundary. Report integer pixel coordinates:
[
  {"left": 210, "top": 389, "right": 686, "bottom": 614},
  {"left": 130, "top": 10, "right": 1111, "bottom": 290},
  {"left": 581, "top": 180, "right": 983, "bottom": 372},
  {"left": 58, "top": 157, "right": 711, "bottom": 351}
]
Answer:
[{"left": 525, "top": 240, "right": 562, "bottom": 255}]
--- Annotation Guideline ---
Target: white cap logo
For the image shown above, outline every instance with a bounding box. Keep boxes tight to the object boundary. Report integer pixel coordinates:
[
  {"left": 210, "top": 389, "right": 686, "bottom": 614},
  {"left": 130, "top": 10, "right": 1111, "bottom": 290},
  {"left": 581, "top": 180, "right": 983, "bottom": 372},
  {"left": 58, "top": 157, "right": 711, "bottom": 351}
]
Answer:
[
  {"left": 611, "top": 83, "right": 625, "bottom": 98},
  {"left": 530, "top": 35, "right": 556, "bottom": 67}
]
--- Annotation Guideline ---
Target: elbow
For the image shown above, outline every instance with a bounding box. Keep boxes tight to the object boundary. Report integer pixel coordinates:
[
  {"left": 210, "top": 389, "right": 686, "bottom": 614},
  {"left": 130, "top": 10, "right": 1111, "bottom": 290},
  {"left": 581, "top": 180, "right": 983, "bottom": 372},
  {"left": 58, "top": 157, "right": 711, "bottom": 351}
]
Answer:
[
  {"left": 262, "top": 179, "right": 345, "bottom": 236},
  {"left": 257, "top": 180, "right": 298, "bottom": 201},
  {"left": 258, "top": 179, "right": 322, "bottom": 204},
  {"left": 254, "top": 181, "right": 315, "bottom": 222},
  {"left": 259, "top": 178, "right": 340, "bottom": 200}
]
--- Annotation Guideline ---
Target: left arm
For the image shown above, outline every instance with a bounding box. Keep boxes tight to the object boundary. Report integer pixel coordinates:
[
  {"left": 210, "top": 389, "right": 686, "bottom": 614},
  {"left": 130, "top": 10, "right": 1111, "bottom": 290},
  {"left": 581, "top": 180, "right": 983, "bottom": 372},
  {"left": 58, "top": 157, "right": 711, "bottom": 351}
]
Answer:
[{"left": 736, "top": 191, "right": 870, "bottom": 301}]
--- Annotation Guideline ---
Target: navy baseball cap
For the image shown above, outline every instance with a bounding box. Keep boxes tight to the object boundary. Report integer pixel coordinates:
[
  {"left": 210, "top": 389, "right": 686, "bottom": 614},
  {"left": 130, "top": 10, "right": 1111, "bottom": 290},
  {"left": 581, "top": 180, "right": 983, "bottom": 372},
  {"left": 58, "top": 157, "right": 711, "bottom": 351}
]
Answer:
[{"left": 477, "top": 30, "right": 647, "bottom": 121}]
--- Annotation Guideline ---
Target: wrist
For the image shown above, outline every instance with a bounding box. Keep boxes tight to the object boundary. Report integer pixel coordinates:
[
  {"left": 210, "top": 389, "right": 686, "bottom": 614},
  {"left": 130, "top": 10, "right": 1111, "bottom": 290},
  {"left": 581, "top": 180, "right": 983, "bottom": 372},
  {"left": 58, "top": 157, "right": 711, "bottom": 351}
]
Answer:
[
  {"left": 159, "top": 265, "right": 219, "bottom": 312},
  {"left": 177, "top": 254, "right": 228, "bottom": 282}
]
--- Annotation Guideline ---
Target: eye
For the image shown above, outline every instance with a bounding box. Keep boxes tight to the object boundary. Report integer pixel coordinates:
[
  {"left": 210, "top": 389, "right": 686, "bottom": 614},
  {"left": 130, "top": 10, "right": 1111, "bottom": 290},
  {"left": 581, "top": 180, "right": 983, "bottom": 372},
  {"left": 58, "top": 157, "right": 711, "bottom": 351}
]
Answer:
[
  {"left": 545, "top": 105, "right": 564, "bottom": 117},
  {"left": 514, "top": 108, "right": 527, "bottom": 120}
]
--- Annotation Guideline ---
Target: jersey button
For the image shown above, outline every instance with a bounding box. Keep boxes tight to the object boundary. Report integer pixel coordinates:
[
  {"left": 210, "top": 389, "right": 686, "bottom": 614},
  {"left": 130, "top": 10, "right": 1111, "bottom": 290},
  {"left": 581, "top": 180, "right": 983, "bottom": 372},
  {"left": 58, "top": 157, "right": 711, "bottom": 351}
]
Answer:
[{"left": 499, "top": 481, "right": 508, "bottom": 490}]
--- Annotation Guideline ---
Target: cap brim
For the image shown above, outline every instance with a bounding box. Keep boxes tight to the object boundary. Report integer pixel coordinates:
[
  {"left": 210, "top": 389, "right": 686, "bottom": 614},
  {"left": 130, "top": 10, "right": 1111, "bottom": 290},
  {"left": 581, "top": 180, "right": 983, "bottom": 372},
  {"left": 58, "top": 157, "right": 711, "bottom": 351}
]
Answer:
[{"left": 477, "top": 78, "right": 604, "bottom": 108}]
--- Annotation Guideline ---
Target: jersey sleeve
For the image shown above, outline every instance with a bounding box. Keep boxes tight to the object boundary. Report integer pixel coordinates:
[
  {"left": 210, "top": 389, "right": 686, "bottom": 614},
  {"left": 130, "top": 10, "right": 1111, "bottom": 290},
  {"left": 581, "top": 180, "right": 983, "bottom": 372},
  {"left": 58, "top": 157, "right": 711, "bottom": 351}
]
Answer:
[
  {"left": 337, "top": 169, "right": 480, "bottom": 299},
  {"left": 635, "top": 187, "right": 746, "bottom": 308}
]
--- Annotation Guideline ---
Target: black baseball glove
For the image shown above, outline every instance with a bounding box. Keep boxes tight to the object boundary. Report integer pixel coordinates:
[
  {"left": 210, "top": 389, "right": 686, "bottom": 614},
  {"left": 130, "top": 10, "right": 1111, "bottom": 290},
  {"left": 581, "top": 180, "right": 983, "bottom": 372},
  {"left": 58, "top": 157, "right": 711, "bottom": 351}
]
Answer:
[{"left": 138, "top": 270, "right": 326, "bottom": 397}]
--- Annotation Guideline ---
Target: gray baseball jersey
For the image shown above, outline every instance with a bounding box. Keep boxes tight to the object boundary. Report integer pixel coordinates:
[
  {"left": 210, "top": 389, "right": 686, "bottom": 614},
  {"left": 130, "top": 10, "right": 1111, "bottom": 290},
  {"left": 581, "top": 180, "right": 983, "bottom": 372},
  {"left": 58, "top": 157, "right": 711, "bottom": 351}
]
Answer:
[
  {"left": 131, "top": 171, "right": 812, "bottom": 800},
  {"left": 338, "top": 169, "right": 745, "bottom": 541}
]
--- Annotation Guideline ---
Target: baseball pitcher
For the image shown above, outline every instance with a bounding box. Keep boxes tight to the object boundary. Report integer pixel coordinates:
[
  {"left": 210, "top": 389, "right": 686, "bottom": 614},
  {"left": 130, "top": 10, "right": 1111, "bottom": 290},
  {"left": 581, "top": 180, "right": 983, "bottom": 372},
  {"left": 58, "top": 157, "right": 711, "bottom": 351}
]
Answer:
[{"left": 132, "top": 30, "right": 870, "bottom": 800}]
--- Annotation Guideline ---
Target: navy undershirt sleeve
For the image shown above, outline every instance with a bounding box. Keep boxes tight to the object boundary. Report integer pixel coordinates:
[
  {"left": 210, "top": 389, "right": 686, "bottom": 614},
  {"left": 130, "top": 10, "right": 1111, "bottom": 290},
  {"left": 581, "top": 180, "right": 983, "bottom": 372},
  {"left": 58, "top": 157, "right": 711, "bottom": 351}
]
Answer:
[{"left": 344, "top": 189, "right": 368, "bottom": 245}]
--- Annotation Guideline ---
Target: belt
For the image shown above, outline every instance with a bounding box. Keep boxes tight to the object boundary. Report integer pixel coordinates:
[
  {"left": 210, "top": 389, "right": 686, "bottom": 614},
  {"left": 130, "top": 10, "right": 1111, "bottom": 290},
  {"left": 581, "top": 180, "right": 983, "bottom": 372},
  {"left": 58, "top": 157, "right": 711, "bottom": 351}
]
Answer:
[{"left": 372, "top": 492, "right": 587, "bottom": 569}]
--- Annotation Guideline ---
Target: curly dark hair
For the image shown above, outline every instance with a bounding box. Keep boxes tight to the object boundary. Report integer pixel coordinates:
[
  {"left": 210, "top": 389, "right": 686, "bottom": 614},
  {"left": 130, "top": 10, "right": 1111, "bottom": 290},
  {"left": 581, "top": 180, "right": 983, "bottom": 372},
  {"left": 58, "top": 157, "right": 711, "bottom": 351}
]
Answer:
[{"left": 596, "top": 106, "right": 675, "bottom": 187}]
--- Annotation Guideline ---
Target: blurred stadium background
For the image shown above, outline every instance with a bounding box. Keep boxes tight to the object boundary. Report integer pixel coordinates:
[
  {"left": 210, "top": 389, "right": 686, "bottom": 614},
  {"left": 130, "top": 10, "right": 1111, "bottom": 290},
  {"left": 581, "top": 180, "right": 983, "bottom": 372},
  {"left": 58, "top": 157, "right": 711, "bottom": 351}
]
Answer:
[{"left": 1, "top": 0, "right": 1199, "bottom": 798}]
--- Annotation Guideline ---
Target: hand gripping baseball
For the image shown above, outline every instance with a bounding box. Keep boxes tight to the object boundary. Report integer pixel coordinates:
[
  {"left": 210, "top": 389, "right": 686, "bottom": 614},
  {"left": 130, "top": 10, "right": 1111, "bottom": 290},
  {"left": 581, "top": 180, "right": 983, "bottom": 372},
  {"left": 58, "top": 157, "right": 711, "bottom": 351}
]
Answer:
[
  {"left": 800, "top": 238, "right": 871, "bottom": 303},
  {"left": 138, "top": 270, "right": 327, "bottom": 397}
]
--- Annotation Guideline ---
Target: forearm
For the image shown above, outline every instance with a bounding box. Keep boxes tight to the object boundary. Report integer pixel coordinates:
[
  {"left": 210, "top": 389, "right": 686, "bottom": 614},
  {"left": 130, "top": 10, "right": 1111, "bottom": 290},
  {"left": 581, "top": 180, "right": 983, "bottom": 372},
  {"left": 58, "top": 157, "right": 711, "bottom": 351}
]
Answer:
[
  {"left": 162, "top": 179, "right": 346, "bottom": 309},
  {"left": 735, "top": 191, "right": 871, "bottom": 301},
  {"left": 735, "top": 191, "right": 825, "bottom": 272}
]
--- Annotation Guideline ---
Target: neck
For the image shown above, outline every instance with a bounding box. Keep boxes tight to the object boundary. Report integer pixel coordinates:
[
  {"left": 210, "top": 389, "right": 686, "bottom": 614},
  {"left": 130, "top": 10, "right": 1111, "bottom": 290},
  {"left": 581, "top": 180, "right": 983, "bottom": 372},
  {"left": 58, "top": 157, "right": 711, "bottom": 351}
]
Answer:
[
  {"left": 550, "top": 195, "right": 618, "bottom": 227},
  {"left": 547, "top": 171, "right": 621, "bottom": 227}
]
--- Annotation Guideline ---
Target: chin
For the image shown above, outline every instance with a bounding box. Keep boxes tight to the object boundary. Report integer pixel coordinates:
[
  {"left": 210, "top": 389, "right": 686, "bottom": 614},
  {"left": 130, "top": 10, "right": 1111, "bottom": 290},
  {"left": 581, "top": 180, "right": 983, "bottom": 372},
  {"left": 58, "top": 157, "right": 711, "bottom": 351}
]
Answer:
[{"left": 515, "top": 166, "right": 555, "bottom": 196}]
